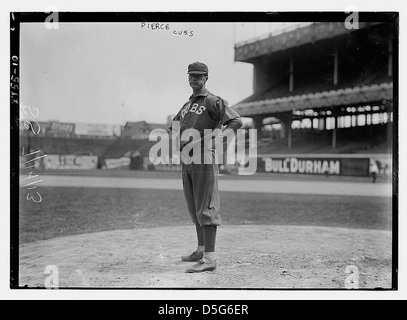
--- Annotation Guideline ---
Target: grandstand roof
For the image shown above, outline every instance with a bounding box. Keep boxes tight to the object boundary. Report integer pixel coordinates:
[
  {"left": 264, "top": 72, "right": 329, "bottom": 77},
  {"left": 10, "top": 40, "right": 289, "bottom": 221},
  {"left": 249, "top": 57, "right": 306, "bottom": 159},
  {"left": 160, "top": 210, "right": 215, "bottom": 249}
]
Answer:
[
  {"left": 233, "top": 82, "right": 393, "bottom": 117},
  {"left": 233, "top": 22, "right": 394, "bottom": 117},
  {"left": 234, "top": 22, "right": 383, "bottom": 63}
]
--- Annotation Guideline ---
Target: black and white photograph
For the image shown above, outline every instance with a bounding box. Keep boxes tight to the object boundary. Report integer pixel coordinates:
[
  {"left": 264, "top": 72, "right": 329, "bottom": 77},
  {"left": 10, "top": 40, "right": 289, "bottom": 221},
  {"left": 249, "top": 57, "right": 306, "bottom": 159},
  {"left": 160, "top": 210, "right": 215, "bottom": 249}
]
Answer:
[{"left": 6, "top": 5, "right": 402, "bottom": 301}]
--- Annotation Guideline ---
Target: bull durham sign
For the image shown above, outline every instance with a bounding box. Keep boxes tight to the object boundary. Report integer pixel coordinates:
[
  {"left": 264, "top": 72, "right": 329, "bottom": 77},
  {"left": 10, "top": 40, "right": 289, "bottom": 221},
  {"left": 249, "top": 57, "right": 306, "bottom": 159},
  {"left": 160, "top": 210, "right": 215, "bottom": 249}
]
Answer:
[{"left": 257, "top": 157, "right": 370, "bottom": 177}]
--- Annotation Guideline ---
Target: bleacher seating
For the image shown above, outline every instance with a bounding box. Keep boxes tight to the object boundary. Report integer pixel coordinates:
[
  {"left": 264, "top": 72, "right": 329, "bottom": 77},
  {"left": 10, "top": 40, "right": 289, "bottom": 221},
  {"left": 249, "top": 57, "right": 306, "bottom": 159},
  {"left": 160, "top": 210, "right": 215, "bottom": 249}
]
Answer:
[
  {"left": 103, "top": 138, "right": 156, "bottom": 158},
  {"left": 240, "top": 66, "right": 390, "bottom": 105},
  {"left": 257, "top": 123, "right": 391, "bottom": 155},
  {"left": 20, "top": 136, "right": 70, "bottom": 155},
  {"left": 19, "top": 135, "right": 154, "bottom": 160}
]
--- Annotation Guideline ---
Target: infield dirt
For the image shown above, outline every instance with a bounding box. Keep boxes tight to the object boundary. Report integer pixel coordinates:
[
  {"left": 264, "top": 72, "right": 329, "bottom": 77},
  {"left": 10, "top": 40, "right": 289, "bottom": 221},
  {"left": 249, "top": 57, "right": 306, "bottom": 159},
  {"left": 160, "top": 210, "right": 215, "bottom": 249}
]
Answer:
[{"left": 19, "top": 225, "right": 392, "bottom": 289}]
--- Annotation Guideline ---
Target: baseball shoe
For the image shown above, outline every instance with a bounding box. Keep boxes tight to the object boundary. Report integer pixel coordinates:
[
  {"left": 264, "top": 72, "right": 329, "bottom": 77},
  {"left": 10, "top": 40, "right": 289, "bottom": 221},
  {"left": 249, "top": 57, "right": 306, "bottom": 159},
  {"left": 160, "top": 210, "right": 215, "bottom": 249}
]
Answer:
[
  {"left": 181, "top": 251, "right": 204, "bottom": 262},
  {"left": 185, "top": 259, "right": 217, "bottom": 273}
]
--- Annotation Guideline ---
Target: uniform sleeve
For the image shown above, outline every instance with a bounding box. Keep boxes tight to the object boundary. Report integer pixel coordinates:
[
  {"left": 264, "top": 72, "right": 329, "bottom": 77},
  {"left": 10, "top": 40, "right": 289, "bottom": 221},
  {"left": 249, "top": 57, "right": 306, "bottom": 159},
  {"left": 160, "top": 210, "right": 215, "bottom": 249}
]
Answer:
[
  {"left": 207, "top": 97, "right": 242, "bottom": 126},
  {"left": 223, "top": 117, "right": 243, "bottom": 131},
  {"left": 222, "top": 103, "right": 242, "bottom": 126},
  {"left": 168, "top": 112, "right": 181, "bottom": 133},
  {"left": 206, "top": 97, "right": 223, "bottom": 122}
]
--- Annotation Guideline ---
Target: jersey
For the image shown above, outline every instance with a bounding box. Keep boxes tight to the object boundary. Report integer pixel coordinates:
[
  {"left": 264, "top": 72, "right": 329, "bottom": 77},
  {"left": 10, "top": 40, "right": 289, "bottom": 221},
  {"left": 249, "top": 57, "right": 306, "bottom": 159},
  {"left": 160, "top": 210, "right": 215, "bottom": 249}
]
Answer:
[{"left": 170, "top": 89, "right": 241, "bottom": 151}]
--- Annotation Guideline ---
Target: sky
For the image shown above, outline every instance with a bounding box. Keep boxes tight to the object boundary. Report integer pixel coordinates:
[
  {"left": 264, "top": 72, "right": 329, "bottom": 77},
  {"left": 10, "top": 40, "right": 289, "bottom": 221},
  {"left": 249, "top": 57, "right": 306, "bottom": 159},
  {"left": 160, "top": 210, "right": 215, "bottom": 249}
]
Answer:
[{"left": 20, "top": 22, "right": 303, "bottom": 125}]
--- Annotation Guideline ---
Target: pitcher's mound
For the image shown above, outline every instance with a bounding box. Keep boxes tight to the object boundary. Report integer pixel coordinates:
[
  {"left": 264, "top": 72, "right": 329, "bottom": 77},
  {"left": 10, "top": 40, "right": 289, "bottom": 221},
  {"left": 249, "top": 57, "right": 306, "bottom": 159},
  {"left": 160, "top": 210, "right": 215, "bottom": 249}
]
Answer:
[{"left": 19, "top": 225, "right": 392, "bottom": 289}]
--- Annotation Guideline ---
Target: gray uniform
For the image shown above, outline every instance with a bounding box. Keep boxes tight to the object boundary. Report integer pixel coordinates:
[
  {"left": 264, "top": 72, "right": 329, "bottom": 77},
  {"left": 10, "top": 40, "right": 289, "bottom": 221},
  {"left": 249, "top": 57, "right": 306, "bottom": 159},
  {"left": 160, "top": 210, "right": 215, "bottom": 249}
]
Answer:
[{"left": 171, "top": 89, "right": 241, "bottom": 226}]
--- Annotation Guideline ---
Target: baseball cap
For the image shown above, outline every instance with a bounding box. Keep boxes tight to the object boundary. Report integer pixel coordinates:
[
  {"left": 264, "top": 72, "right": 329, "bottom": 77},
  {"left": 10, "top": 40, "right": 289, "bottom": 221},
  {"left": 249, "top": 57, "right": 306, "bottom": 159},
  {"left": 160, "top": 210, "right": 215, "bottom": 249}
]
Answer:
[{"left": 187, "top": 61, "right": 208, "bottom": 75}]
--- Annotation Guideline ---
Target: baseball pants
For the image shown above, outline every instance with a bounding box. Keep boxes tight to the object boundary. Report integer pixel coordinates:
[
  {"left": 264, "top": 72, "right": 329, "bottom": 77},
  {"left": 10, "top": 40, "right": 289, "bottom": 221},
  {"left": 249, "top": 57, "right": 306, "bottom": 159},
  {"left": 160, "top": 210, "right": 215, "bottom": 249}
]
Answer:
[{"left": 181, "top": 150, "right": 221, "bottom": 227}]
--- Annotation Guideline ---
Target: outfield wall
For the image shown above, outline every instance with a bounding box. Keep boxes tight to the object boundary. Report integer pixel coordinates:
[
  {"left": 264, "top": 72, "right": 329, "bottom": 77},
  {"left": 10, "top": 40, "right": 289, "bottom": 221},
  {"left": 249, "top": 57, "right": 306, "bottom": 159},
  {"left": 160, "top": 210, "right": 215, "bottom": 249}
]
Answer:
[
  {"left": 20, "top": 153, "right": 392, "bottom": 177},
  {"left": 144, "top": 153, "right": 392, "bottom": 177},
  {"left": 253, "top": 153, "right": 392, "bottom": 177}
]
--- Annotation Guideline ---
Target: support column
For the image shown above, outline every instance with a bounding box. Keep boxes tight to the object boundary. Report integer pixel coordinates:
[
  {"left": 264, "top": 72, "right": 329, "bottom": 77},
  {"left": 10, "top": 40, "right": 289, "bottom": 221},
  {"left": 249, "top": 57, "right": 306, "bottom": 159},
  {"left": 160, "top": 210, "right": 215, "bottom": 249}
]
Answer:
[
  {"left": 333, "top": 46, "right": 339, "bottom": 86},
  {"left": 318, "top": 118, "right": 325, "bottom": 130},
  {"left": 253, "top": 64, "right": 258, "bottom": 93},
  {"left": 289, "top": 52, "right": 294, "bottom": 93},
  {"left": 252, "top": 116, "right": 264, "bottom": 141},
  {"left": 332, "top": 115, "right": 337, "bottom": 149},
  {"left": 288, "top": 117, "right": 292, "bottom": 149},
  {"left": 310, "top": 117, "right": 315, "bottom": 140},
  {"left": 281, "top": 113, "right": 293, "bottom": 149},
  {"left": 388, "top": 35, "right": 393, "bottom": 77},
  {"left": 280, "top": 121, "right": 286, "bottom": 139}
]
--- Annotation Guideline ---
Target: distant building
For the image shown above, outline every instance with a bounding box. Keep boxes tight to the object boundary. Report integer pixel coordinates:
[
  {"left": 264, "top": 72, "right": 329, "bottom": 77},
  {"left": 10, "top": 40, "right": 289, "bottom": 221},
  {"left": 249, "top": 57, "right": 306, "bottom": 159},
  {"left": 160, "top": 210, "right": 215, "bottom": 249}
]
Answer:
[{"left": 122, "top": 121, "right": 168, "bottom": 140}]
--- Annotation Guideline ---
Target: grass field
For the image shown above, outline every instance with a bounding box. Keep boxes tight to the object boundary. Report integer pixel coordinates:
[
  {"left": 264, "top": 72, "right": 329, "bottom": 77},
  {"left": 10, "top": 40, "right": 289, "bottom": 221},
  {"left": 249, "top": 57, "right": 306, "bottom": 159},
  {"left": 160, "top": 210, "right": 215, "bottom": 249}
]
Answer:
[{"left": 19, "top": 186, "right": 392, "bottom": 244}]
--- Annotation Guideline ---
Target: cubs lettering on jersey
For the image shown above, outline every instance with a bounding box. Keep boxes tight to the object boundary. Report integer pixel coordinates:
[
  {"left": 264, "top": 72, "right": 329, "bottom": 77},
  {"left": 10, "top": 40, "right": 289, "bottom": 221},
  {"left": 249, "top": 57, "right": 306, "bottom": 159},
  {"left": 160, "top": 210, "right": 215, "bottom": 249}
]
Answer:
[
  {"left": 170, "top": 90, "right": 241, "bottom": 137},
  {"left": 181, "top": 103, "right": 206, "bottom": 120}
]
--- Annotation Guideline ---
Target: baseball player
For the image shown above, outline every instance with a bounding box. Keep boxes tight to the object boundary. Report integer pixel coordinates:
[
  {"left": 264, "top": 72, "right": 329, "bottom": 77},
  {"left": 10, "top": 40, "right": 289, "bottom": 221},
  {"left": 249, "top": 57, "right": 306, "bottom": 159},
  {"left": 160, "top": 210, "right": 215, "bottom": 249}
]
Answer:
[{"left": 169, "top": 62, "right": 242, "bottom": 273}]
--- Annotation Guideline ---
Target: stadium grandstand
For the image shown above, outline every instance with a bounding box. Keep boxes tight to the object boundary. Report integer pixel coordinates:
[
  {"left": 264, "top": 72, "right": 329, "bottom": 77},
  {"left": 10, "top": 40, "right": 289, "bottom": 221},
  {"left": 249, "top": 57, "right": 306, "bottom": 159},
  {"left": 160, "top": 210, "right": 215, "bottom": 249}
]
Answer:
[{"left": 231, "top": 22, "right": 394, "bottom": 177}]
